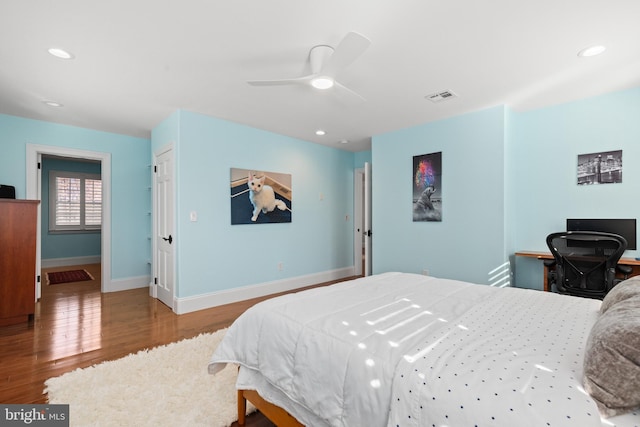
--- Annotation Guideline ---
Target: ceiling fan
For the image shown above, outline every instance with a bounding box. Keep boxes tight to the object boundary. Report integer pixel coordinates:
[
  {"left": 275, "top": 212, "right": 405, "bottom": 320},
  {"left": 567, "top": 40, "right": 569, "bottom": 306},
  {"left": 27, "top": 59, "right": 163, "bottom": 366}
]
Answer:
[{"left": 248, "top": 31, "right": 371, "bottom": 100}]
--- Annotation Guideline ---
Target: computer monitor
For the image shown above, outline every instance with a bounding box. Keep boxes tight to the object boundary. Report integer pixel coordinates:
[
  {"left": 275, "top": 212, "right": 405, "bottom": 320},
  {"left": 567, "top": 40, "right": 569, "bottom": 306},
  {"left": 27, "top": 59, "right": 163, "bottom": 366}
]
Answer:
[{"left": 566, "top": 218, "right": 637, "bottom": 250}]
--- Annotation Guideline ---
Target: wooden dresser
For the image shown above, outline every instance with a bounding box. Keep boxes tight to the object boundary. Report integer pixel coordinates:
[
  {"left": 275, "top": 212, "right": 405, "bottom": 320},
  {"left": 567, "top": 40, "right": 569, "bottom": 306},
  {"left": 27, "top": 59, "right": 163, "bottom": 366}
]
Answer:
[{"left": 0, "top": 199, "right": 39, "bottom": 326}]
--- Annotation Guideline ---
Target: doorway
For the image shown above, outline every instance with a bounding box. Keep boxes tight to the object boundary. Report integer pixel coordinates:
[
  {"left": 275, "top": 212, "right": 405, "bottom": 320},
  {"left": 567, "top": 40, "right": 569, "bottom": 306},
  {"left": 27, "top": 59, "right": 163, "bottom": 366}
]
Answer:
[
  {"left": 354, "top": 162, "right": 372, "bottom": 276},
  {"left": 26, "top": 144, "right": 112, "bottom": 296},
  {"left": 39, "top": 155, "right": 102, "bottom": 300}
]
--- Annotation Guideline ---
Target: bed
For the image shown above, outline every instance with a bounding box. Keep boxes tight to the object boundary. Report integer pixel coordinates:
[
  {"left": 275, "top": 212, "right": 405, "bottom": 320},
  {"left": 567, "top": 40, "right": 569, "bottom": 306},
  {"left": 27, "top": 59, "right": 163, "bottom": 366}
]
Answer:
[{"left": 208, "top": 272, "right": 640, "bottom": 427}]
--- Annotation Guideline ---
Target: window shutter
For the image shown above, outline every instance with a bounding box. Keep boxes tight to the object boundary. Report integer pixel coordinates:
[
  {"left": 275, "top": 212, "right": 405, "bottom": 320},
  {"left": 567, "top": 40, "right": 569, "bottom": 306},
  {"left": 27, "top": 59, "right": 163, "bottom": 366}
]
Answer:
[
  {"left": 55, "top": 176, "right": 81, "bottom": 226},
  {"left": 84, "top": 179, "right": 102, "bottom": 226},
  {"left": 50, "top": 171, "right": 102, "bottom": 231}
]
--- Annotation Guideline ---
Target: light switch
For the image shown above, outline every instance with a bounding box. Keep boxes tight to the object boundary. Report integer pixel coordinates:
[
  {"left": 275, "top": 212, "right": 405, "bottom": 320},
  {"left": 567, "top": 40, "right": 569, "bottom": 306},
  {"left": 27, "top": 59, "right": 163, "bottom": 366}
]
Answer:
[{"left": 190, "top": 211, "right": 197, "bottom": 222}]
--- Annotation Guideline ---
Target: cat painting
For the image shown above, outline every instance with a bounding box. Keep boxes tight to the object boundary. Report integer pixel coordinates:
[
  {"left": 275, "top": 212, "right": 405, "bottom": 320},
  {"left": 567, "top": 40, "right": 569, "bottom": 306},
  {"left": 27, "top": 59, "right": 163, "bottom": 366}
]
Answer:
[{"left": 247, "top": 172, "right": 287, "bottom": 221}]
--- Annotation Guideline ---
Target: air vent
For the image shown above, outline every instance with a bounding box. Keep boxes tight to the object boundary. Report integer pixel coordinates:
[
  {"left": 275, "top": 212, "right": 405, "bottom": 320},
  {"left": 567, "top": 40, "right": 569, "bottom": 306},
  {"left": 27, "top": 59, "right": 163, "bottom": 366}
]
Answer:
[{"left": 426, "top": 90, "right": 457, "bottom": 103}]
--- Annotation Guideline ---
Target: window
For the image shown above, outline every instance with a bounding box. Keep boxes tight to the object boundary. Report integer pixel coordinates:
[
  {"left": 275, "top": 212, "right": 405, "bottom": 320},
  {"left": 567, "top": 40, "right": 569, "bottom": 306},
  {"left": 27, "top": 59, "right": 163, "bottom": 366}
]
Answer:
[{"left": 49, "top": 171, "right": 102, "bottom": 232}]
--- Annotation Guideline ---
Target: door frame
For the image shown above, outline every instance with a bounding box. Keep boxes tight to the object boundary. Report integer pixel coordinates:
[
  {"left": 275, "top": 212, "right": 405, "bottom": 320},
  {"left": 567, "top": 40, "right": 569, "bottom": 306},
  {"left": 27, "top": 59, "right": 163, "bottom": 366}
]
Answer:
[
  {"left": 151, "top": 143, "right": 176, "bottom": 310},
  {"left": 363, "top": 162, "right": 372, "bottom": 276},
  {"left": 354, "top": 163, "right": 372, "bottom": 276},
  {"left": 26, "top": 144, "right": 111, "bottom": 294}
]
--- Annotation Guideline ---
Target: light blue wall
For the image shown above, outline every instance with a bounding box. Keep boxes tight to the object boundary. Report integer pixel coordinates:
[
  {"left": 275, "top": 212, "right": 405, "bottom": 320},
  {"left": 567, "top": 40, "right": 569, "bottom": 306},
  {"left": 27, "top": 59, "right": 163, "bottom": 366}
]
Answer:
[
  {"left": 3, "top": 85, "right": 638, "bottom": 297},
  {"left": 371, "top": 86, "right": 640, "bottom": 289},
  {"left": 371, "top": 106, "right": 508, "bottom": 284},
  {"left": 0, "top": 113, "right": 151, "bottom": 280},
  {"left": 152, "top": 110, "right": 355, "bottom": 298},
  {"left": 354, "top": 150, "right": 372, "bottom": 169},
  {"left": 511, "top": 87, "right": 640, "bottom": 289},
  {"left": 151, "top": 110, "right": 180, "bottom": 153},
  {"left": 41, "top": 157, "right": 102, "bottom": 260},
  {"left": 504, "top": 108, "right": 518, "bottom": 276}
]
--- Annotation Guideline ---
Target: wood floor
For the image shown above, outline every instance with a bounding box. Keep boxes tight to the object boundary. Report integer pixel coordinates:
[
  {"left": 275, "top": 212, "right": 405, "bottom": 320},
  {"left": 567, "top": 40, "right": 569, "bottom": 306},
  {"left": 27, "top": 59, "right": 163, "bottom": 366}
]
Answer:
[{"left": 0, "top": 263, "right": 355, "bottom": 426}]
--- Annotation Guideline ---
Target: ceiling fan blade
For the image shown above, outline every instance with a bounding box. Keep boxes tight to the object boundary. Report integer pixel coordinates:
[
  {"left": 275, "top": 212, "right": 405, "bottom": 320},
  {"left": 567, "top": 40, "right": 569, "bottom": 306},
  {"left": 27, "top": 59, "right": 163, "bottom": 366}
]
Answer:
[
  {"left": 320, "top": 31, "right": 371, "bottom": 78},
  {"left": 334, "top": 80, "right": 366, "bottom": 102},
  {"left": 248, "top": 75, "right": 313, "bottom": 86}
]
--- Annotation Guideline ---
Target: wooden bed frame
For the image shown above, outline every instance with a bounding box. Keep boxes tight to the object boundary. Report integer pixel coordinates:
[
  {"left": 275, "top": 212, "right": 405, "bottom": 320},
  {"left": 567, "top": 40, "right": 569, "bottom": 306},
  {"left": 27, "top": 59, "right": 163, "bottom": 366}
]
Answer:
[{"left": 237, "top": 389, "right": 304, "bottom": 427}]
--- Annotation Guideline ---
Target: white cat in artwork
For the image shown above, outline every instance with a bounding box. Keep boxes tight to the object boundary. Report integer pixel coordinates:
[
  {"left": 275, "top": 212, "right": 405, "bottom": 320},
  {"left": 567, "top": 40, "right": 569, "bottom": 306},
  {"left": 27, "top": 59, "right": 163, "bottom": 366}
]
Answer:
[{"left": 247, "top": 172, "right": 286, "bottom": 221}]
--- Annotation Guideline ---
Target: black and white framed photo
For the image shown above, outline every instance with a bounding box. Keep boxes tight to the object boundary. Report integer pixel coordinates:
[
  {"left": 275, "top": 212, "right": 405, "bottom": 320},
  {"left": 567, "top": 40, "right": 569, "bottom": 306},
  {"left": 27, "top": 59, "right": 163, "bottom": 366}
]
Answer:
[
  {"left": 577, "top": 150, "right": 622, "bottom": 185},
  {"left": 230, "top": 168, "right": 292, "bottom": 224},
  {"left": 413, "top": 152, "right": 442, "bottom": 222}
]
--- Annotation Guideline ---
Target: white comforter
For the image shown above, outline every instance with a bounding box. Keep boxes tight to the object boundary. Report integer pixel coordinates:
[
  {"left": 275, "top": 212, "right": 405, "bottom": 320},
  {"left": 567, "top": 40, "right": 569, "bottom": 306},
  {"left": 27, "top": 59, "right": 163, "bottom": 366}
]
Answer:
[{"left": 208, "top": 272, "right": 640, "bottom": 427}]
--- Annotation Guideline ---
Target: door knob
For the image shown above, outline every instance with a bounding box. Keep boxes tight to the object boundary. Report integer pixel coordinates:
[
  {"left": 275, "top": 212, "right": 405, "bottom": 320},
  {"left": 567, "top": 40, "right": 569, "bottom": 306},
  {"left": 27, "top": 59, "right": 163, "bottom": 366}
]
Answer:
[{"left": 162, "top": 235, "right": 173, "bottom": 244}]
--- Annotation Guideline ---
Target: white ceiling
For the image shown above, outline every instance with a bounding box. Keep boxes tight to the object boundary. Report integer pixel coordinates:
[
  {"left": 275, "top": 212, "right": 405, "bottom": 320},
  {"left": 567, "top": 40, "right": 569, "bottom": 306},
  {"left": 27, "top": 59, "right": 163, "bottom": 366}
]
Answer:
[{"left": 1, "top": 1, "right": 639, "bottom": 153}]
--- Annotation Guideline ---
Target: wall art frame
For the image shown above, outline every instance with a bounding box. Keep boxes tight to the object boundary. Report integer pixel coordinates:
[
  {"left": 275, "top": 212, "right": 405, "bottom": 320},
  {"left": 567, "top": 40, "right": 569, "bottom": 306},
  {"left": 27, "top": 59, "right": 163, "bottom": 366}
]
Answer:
[
  {"left": 230, "top": 168, "right": 292, "bottom": 224},
  {"left": 413, "top": 151, "right": 442, "bottom": 222}
]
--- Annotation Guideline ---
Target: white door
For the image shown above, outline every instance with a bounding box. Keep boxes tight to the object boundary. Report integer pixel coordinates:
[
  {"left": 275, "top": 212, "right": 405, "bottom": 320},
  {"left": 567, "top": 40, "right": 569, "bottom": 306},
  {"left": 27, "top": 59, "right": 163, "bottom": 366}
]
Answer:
[
  {"left": 353, "top": 169, "right": 364, "bottom": 276},
  {"left": 364, "top": 162, "right": 372, "bottom": 276},
  {"left": 154, "top": 147, "right": 175, "bottom": 309}
]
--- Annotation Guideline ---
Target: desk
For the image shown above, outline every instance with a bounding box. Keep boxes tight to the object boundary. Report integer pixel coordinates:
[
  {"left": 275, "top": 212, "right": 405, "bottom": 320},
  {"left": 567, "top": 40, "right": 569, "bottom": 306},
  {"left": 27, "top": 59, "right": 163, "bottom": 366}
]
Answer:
[{"left": 515, "top": 251, "right": 640, "bottom": 292}]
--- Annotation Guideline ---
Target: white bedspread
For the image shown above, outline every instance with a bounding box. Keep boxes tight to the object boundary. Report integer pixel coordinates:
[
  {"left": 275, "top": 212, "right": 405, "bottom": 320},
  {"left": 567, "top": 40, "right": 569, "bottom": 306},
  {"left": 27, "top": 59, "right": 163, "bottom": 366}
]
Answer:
[{"left": 208, "top": 272, "right": 640, "bottom": 427}]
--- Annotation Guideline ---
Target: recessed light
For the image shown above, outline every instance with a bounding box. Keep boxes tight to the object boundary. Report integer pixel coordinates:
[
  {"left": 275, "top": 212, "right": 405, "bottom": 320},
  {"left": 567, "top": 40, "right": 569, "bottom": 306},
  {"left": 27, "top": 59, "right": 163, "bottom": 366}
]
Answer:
[
  {"left": 43, "top": 101, "right": 63, "bottom": 107},
  {"left": 48, "top": 48, "right": 75, "bottom": 59},
  {"left": 315, "top": 130, "right": 326, "bottom": 136},
  {"left": 311, "top": 76, "right": 334, "bottom": 90},
  {"left": 577, "top": 45, "right": 606, "bottom": 57},
  {"left": 339, "top": 139, "right": 349, "bottom": 144}
]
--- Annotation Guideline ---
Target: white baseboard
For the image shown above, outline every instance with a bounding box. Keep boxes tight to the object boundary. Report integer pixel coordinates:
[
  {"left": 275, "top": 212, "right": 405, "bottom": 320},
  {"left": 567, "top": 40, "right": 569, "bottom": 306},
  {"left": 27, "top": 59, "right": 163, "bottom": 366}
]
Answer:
[
  {"left": 105, "top": 275, "right": 151, "bottom": 293},
  {"left": 174, "top": 267, "right": 356, "bottom": 315},
  {"left": 42, "top": 255, "right": 101, "bottom": 268}
]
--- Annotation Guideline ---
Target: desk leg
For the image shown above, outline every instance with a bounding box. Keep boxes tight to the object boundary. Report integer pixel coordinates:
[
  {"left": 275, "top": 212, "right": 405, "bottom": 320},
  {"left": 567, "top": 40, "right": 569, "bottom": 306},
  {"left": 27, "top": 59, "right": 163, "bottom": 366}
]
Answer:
[{"left": 543, "top": 263, "right": 549, "bottom": 292}]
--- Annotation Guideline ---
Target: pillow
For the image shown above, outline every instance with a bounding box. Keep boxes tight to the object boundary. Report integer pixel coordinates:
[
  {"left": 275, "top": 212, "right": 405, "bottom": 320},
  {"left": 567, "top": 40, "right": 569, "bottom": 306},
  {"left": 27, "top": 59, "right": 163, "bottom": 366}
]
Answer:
[
  {"left": 583, "top": 294, "right": 640, "bottom": 418},
  {"left": 600, "top": 276, "right": 640, "bottom": 314}
]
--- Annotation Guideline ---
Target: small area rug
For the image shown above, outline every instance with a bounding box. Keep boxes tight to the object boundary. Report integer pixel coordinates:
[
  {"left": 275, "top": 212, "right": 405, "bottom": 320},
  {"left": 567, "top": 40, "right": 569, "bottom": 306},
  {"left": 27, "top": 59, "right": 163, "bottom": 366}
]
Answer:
[
  {"left": 46, "top": 269, "right": 94, "bottom": 285},
  {"left": 45, "top": 328, "right": 254, "bottom": 427}
]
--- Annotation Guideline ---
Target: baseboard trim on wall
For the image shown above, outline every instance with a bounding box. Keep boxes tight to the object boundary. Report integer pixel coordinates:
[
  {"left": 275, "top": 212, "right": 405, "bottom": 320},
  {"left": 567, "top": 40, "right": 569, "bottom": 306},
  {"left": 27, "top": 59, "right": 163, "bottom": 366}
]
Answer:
[
  {"left": 41, "top": 256, "right": 101, "bottom": 268},
  {"left": 106, "top": 275, "right": 151, "bottom": 293},
  {"left": 174, "top": 267, "right": 356, "bottom": 315}
]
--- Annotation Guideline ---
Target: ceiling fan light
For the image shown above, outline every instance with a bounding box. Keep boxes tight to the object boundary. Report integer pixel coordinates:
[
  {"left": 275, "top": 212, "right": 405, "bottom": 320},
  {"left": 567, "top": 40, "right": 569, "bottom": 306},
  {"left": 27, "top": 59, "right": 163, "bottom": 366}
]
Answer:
[
  {"left": 311, "top": 76, "right": 334, "bottom": 90},
  {"left": 48, "top": 48, "right": 75, "bottom": 59},
  {"left": 578, "top": 45, "right": 606, "bottom": 57}
]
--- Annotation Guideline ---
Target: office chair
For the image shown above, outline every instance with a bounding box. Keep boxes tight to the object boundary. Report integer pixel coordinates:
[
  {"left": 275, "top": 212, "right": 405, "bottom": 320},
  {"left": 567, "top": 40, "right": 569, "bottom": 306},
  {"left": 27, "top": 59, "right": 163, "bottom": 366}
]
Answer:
[{"left": 545, "top": 231, "right": 627, "bottom": 299}]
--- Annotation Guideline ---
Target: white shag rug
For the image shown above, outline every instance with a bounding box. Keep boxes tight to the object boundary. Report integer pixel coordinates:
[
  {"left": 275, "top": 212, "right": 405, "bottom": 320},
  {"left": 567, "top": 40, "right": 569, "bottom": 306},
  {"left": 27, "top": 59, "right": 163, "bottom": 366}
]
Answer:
[{"left": 45, "top": 328, "right": 255, "bottom": 427}]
